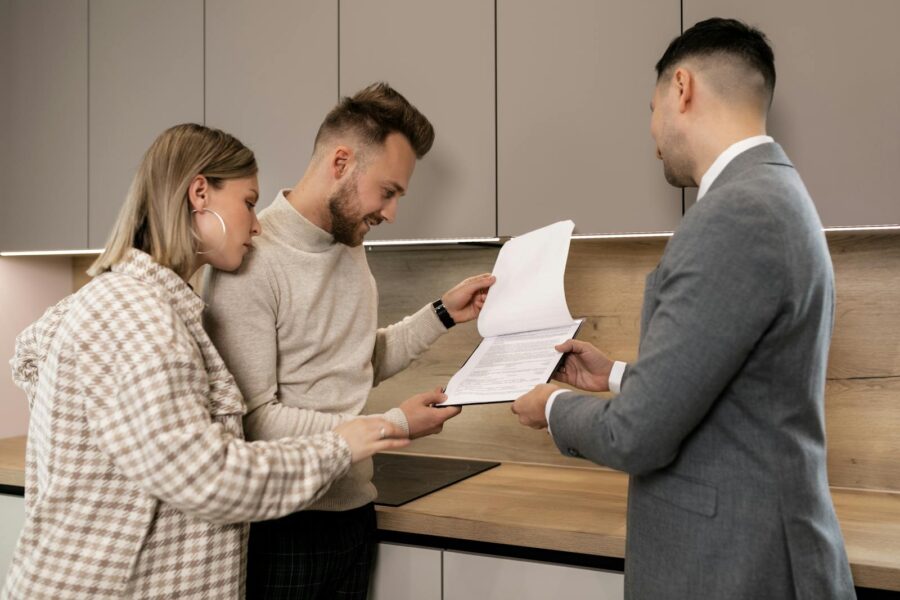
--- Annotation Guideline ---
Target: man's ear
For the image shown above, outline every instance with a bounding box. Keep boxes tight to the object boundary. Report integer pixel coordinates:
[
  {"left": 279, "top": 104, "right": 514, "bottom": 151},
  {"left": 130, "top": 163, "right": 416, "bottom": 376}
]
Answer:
[
  {"left": 187, "top": 175, "right": 209, "bottom": 212},
  {"left": 331, "top": 146, "right": 352, "bottom": 181},
  {"left": 674, "top": 67, "right": 694, "bottom": 114}
]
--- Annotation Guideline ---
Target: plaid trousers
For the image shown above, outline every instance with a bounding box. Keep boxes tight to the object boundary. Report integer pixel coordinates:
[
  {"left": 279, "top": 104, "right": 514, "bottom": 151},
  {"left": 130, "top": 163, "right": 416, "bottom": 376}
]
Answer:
[{"left": 246, "top": 503, "right": 377, "bottom": 599}]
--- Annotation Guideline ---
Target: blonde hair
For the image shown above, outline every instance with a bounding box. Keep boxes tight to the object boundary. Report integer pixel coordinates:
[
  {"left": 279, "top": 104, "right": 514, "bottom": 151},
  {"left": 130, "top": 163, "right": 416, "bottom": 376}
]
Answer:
[{"left": 89, "top": 123, "right": 257, "bottom": 279}]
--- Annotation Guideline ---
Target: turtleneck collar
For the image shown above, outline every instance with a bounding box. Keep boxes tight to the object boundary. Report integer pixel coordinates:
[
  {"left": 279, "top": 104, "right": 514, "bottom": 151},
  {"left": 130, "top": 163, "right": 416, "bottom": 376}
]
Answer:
[{"left": 262, "top": 189, "right": 339, "bottom": 253}]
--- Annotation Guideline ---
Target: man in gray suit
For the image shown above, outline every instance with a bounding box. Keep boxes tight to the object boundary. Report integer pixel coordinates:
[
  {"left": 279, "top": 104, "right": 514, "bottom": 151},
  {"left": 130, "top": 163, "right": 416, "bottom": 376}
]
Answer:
[{"left": 511, "top": 18, "right": 855, "bottom": 599}]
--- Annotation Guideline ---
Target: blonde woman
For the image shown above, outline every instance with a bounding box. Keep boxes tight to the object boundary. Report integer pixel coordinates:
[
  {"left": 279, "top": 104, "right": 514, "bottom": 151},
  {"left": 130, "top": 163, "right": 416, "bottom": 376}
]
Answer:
[{"left": 5, "top": 123, "right": 408, "bottom": 599}]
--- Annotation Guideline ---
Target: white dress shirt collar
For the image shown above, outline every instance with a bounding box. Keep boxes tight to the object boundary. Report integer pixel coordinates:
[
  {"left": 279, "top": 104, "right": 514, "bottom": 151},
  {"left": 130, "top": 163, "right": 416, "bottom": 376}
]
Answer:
[{"left": 696, "top": 135, "right": 774, "bottom": 201}]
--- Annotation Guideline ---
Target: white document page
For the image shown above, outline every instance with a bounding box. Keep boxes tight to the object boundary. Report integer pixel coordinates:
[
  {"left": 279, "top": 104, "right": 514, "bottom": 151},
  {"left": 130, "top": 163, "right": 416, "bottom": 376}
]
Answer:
[
  {"left": 477, "top": 220, "right": 576, "bottom": 337},
  {"left": 437, "top": 220, "right": 581, "bottom": 407},
  {"left": 440, "top": 320, "right": 583, "bottom": 406}
]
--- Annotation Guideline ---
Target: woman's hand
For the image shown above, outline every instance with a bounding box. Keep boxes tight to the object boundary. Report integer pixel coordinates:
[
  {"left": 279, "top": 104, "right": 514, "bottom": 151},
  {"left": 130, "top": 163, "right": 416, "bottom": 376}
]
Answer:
[{"left": 334, "top": 418, "right": 410, "bottom": 464}]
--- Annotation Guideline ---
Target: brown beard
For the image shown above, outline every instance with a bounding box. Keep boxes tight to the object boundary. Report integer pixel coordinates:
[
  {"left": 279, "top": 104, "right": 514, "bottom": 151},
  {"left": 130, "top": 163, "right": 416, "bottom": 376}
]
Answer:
[{"left": 328, "top": 178, "right": 367, "bottom": 247}]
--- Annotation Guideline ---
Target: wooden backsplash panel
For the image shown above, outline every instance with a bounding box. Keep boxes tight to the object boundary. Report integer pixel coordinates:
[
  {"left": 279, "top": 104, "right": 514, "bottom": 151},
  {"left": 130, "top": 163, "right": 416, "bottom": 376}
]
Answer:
[
  {"left": 366, "top": 234, "right": 900, "bottom": 491},
  {"left": 824, "top": 233, "right": 900, "bottom": 492},
  {"left": 826, "top": 377, "right": 900, "bottom": 491},
  {"left": 563, "top": 240, "right": 667, "bottom": 363},
  {"left": 827, "top": 234, "right": 900, "bottom": 380},
  {"left": 71, "top": 233, "right": 900, "bottom": 490},
  {"left": 364, "top": 240, "right": 666, "bottom": 469},
  {"left": 73, "top": 256, "right": 94, "bottom": 291}
]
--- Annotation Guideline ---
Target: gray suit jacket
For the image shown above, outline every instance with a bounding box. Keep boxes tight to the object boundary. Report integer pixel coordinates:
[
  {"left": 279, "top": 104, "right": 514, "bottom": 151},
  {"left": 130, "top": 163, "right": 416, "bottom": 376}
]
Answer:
[{"left": 550, "top": 143, "right": 855, "bottom": 599}]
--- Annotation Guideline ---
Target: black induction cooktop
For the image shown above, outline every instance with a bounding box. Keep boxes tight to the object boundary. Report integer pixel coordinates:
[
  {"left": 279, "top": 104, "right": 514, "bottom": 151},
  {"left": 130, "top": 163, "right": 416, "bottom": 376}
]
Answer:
[{"left": 372, "top": 453, "right": 500, "bottom": 507}]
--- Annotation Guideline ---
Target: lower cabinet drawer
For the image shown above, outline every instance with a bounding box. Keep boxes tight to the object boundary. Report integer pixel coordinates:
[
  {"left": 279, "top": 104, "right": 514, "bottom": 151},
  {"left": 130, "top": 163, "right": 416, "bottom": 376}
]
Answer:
[
  {"left": 369, "top": 542, "right": 442, "bottom": 600},
  {"left": 0, "top": 494, "right": 25, "bottom": 588},
  {"left": 443, "top": 550, "right": 624, "bottom": 600}
]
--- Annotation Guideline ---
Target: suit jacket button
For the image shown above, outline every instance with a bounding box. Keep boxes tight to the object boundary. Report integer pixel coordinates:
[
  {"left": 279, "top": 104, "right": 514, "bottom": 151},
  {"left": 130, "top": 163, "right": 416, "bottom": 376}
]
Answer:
[{"left": 567, "top": 448, "right": 579, "bottom": 457}]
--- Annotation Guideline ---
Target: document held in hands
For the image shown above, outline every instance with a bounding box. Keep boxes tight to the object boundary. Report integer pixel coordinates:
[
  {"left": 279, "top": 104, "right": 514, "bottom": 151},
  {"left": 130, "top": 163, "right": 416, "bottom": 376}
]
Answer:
[{"left": 437, "top": 220, "right": 583, "bottom": 406}]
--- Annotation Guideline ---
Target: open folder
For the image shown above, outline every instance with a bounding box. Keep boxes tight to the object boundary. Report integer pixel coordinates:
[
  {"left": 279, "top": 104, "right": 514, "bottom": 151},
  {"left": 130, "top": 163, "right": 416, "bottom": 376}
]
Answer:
[{"left": 437, "top": 220, "right": 584, "bottom": 407}]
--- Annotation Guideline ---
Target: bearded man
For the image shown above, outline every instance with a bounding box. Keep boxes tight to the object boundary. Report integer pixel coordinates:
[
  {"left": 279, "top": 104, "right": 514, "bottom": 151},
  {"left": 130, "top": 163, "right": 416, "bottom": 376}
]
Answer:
[{"left": 204, "top": 83, "right": 494, "bottom": 599}]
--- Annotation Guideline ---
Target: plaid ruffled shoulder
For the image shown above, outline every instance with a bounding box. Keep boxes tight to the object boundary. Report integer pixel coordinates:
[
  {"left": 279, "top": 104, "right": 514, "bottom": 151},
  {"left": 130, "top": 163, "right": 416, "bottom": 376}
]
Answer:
[{"left": 9, "top": 294, "right": 75, "bottom": 408}]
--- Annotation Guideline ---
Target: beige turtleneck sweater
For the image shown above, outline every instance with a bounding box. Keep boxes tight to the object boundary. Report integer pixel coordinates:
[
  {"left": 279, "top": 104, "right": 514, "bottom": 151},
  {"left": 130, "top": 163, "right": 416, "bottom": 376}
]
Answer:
[{"left": 203, "top": 190, "right": 447, "bottom": 511}]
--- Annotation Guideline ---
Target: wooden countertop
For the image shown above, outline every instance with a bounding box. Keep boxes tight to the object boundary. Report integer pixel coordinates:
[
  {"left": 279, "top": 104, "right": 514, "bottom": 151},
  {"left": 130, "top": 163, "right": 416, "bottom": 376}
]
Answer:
[
  {"left": 0, "top": 436, "right": 25, "bottom": 488},
  {"left": 2, "top": 437, "right": 898, "bottom": 590},
  {"left": 376, "top": 460, "right": 900, "bottom": 592}
]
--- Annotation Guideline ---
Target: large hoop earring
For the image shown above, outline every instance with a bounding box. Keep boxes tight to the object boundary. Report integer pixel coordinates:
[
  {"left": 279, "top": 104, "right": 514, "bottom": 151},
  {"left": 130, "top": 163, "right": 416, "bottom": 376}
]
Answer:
[{"left": 192, "top": 208, "right": 227, "bottom": 255}]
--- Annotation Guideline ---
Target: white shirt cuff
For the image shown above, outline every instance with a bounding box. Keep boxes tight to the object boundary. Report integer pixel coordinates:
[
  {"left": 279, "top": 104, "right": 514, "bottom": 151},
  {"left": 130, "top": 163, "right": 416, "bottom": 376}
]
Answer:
[
  {"left": 545, "top": 389, "right": 570, "bottom": 438},
  {"left": 609, "top": 361, "right": 627, "bottom": 394}
]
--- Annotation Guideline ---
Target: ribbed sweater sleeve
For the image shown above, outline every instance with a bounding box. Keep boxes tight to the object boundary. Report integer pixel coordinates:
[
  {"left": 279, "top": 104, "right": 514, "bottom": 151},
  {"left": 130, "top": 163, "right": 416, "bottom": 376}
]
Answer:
[{"left": 371, "top": 303, "right": 448, "bottom": 386}]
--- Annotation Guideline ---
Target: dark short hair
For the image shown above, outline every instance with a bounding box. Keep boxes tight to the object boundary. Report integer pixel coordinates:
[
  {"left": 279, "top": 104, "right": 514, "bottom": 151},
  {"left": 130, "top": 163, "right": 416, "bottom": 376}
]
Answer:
[
  {"left": 655, "top": 18, "right": 776, "bottom": 103},
  {"left": 314, "top": 82, "right": 435, "bottom": 159}
]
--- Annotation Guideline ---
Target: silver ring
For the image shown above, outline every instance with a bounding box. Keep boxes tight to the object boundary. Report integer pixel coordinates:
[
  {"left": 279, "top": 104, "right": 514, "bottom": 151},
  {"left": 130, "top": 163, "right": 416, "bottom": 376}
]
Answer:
[{"left": 379, "top": 427, "right": 386, "bottom": 440}]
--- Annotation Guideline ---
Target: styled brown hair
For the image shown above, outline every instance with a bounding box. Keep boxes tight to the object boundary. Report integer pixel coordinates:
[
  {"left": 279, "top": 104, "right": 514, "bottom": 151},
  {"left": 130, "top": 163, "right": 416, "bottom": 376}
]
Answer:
[
  {"left": 89, "top": 123, "right": 257, "bottom": 279},
  {"left": 314, "top": 82, "right": 435, "bottom": 158}
]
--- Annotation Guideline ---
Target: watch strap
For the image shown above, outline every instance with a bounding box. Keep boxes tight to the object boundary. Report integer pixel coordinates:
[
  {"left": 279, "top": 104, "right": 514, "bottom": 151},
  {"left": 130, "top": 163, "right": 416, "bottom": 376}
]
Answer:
[{"left": 432, "top": 298, "right": 456, "bottom": 329}]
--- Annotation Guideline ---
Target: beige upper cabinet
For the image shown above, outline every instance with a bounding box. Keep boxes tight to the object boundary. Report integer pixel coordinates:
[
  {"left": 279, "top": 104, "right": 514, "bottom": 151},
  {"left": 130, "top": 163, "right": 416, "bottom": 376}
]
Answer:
[
  {"left": 88, "top": 1, "right": 204, "bottom": 248},
  {"left": 684, "top": 1, "right": 900, "bottom": 227},
  {"left": 205, "top": 0, "right": 338, "bottom": 211},
  {"left": 498, "top": 0, "right": 682, "bottom": 237},
  {"left": 1, "top": 0, "right": 88, "bottom": 252},
  {"left": 340, "top": 0, "right": 496, "bottom": 241}
]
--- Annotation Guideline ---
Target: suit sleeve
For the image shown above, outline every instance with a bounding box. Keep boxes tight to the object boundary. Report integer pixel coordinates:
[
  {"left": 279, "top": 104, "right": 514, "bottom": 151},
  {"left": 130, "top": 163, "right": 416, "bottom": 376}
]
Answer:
[{"left": 549, "top": 196, "right": 786, "bottom": 475}]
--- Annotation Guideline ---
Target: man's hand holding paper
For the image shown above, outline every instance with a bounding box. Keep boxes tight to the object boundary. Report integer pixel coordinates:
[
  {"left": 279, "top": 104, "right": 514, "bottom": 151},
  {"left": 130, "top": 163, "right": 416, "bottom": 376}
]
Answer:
[
  {"left": 510, "top": 340, "right": 616, "bottom": 429},
  {"left": 441, "top": 273, "right": 496, "bottom": 324},
  {"left": 437, "top": 220, "right": 584, "bottom": 407},
  {"left": 552, "top": 339, "right": 614, "bottom": 392}
]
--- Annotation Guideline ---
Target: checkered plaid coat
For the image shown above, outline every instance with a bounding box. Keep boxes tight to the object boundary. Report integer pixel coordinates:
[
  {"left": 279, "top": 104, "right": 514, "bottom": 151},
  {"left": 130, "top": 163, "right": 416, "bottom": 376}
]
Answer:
[{"left": 4, "top": 250, "right": 352, "bottom": 599}]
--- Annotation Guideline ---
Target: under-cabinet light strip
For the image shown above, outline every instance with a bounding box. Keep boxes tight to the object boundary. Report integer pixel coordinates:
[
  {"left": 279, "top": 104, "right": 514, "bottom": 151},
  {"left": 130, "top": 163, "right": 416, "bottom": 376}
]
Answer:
[{"left": 3, "top": 225, "right": 900, "bottom": 257}]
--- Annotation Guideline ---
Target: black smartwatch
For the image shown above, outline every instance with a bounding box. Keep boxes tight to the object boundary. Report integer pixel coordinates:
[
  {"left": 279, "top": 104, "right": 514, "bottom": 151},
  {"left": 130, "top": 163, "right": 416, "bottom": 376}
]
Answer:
[{"left": 432, "top": 298, "right": 456, "bottom": 329}]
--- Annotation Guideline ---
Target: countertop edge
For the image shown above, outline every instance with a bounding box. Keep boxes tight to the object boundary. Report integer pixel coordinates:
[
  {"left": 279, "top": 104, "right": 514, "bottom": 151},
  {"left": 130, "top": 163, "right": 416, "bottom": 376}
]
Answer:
[{"left": 375, "top": 507, "right": 627, "bottom": 559}]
